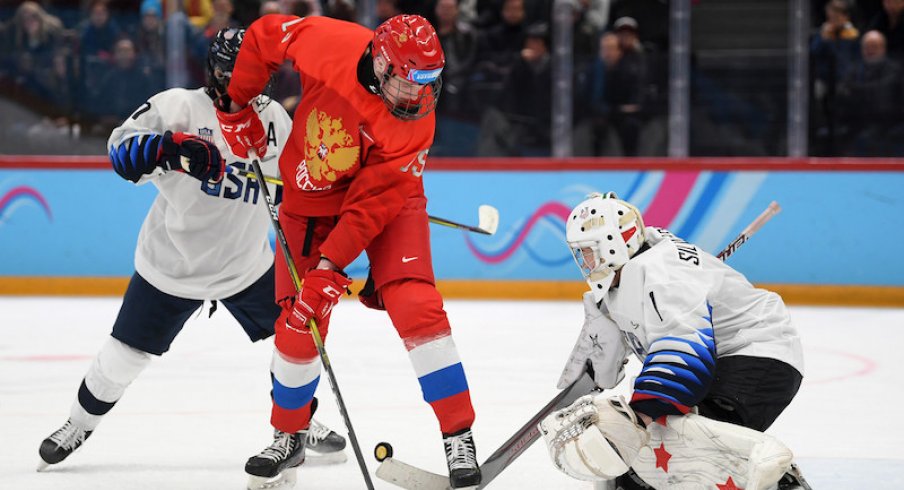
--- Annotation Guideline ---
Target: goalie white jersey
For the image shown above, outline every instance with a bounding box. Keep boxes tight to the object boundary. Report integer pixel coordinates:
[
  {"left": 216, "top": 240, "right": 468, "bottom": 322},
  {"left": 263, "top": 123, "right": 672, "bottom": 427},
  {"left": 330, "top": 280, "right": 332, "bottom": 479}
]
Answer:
[
  {"left": 585, "top": 227, "right": 804, "bottom": 406},
  {"left": 108, "top": 88, "right": 292, "bottom": 299},
  {"left": 604, "top": 227, "right": 804, "bottom": 379}
]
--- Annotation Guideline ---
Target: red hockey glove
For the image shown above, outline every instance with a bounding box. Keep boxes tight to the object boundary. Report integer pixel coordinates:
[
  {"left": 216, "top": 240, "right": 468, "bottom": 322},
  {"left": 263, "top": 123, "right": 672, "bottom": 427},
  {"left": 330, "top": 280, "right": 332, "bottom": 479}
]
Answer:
[
  {"left": 287, "top": 269, "right": 353, "bottom": 333},
  {"left": 159, "top": 131, "right": 225, "bottom": 183},
  {"left": 215, "top": 104, "right": 267, "bottom": 159}
]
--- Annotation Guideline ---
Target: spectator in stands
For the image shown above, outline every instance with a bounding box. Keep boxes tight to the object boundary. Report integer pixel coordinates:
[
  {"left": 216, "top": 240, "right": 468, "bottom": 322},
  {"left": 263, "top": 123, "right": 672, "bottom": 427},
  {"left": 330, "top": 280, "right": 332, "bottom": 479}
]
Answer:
[
  {"left": 78, "top": 0, "right": 120, "bottom": 61},
  {"left": 432, "top": 0, "right": 480, "bottom": 156},
  {"left": 575, "top": 32, "right": 620, "bottom": 155},
  {"left": 185, "top": 0, "right": 214, "bottom": 29},
  {"left": 77, "top": 0, "right": 120, "bottom": 116},
  {"left": 135, "top": 0, "right": 165, "bottom": 72},
  {"left": 92, "top": 38, "right": 155, "bottom": 125},
  {"left": 811, "top": 0, "right": 860, "bottom": 100},
  {"left": 569, "top": 0, "right": 611, "bottom": 65},
  {"left": 201, "top": 0, "right": 238, "bottom": 40},
  {"left": 435, "top": 0, "right": 478, "bottom": 118},
  {"left": 607, "top": 16, "right": 646, "bottom": 156},
  {"left": 477, "top": 23, "right": 552, "bottom": 156},
  {"left": 1, "top": 2, "right": 64, "bottom": 83},
  {"left": 837, "top": 30, "right": 904, "bottom": 155},
  {"left": 867, "top": 0, "right": 904, "bottom": 63},
  {"left": 473, "top": 0, "right": 527, "bottom": 109}
]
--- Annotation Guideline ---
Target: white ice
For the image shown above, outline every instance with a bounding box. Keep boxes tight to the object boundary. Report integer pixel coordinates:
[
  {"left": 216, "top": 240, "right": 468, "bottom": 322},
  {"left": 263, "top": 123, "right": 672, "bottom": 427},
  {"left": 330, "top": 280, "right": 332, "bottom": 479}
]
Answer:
[{"left": 1, "top": 297, "right": 902, "bottom": 489}]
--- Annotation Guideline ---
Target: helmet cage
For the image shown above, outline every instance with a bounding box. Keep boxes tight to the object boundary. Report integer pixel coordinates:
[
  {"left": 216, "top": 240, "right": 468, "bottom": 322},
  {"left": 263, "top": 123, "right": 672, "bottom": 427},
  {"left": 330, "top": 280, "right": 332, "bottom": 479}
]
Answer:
[{"left": 377, "top": 69, "right": 443, "bottom": 120}]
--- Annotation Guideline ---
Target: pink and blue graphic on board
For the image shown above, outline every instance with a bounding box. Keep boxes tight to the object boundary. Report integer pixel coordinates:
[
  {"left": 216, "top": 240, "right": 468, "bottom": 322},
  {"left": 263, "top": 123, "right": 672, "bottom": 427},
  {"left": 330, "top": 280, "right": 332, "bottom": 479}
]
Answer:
[
  {"left": 0, "top": 185, "right": 52, "bottom": 224},
  {"left": 465, "top": 170, "right": 767, "bottom": 266}
]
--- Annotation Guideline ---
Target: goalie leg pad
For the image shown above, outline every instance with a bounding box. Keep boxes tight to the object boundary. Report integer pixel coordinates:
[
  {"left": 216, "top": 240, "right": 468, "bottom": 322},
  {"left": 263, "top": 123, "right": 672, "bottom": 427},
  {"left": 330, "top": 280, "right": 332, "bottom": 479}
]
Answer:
[
  {"left": 540, "top": 394, "right": 647, "bottom": 481},
  {"left": 631, "top": 413, "right": 793, "bottom": 490}
]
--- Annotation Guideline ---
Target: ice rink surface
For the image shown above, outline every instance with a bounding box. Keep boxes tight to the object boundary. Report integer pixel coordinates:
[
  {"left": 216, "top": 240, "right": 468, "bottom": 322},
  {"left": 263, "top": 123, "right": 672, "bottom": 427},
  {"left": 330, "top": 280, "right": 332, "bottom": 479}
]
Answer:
[{"left": 1, "top": 296, "right": 902, "bottom": 489}]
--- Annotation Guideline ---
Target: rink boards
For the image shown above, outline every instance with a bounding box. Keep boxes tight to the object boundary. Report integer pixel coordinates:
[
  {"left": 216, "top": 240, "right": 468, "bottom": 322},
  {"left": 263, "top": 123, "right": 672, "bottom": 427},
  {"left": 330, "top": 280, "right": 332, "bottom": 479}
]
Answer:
[{"left": 1, "top": 157, "right": 903, "bottom": 305}]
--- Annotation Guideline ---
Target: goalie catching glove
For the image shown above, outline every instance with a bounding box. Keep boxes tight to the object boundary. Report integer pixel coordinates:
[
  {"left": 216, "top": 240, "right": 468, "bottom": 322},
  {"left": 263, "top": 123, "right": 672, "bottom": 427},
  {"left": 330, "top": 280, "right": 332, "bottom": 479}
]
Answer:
[
  {"left": 540, "top": 393, "right": 794, "bottom": 489},
  {"left": 539, "top": 394, "right": 647, "bottom": 481}
]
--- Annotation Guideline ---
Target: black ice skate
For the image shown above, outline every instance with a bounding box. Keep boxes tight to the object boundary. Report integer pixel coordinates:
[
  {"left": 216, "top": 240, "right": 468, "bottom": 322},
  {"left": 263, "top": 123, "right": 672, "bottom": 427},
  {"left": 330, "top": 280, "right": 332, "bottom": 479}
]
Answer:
[
  {"left": 245, "top": 430, "right": 305, "bottom": 490},
  {"left": 443, "top": 428, "right": 481, "bottom": 488},
  {"left": 37, "top": 419, "right": 92, "bottom": 470},
  {"left": 304, "top": 418, "right": 348, "bottom": 465}
]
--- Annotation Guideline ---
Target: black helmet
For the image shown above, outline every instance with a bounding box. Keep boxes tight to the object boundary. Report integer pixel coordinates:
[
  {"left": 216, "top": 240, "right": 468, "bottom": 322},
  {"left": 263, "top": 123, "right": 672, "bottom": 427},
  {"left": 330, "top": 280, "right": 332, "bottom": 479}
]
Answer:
[{"left": 206, "top": 27, "right": 245, "bottom": 108}]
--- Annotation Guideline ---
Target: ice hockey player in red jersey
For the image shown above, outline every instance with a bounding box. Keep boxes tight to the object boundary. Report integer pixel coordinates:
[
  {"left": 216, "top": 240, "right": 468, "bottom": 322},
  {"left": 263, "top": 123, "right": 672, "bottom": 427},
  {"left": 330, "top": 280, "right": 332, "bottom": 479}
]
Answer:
[{"left": 214, "top": 14, "right": 481, "bottom": 489}]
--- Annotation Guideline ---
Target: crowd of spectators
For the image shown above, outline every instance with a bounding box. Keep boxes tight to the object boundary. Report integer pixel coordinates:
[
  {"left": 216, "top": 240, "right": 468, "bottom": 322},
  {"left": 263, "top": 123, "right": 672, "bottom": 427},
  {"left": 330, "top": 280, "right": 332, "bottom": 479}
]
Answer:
[
  {"left": 0, "top": 0, "right": 672, "bottom": 157},
  {"left": 811, "top": 0, "right": 904, "bottom": 156},
  {"left": 7, "top": 0, "right": 904, "bottom": 157}
]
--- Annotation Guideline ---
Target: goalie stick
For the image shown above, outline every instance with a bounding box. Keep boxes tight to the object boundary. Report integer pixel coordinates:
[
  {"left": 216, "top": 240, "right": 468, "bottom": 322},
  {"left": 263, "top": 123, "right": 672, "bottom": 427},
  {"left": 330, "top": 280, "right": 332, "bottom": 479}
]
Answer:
[
  {"left": 374, "top": 201, "right": 782, "bottom": 490},
  {"left": 247, "top": 152, "right": 375, "bottom": 490},
  {"left": 226, "top": 165, "right": 500, "bottom": 235}
]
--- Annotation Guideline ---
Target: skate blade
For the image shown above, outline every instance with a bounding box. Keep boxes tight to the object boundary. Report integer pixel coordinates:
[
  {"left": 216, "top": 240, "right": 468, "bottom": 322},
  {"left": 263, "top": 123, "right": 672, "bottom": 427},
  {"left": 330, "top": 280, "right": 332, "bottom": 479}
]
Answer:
[
  {"left": 304, "top": 450, "right": 348, "bottom": 466},
  {"left": 36, "top": 460, "right": 50, "bottom": 472},
  {"left": 247, "top": 467, "right": 298, "bottom": 490}
]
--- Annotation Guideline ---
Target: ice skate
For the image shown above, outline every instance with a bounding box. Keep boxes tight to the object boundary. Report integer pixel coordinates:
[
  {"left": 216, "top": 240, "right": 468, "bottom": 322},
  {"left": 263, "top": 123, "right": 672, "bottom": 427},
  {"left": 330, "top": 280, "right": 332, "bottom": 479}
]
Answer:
[
  {"left": 304, "top": 418, "right": 347, "bottom": 465},
  {"left": 443, "top": 428, "right": 481, "bottom": 488},
  {"left": 37, "top": 419, "right": 92, "bottom": 471},
  {"left": 245, "top": 430, "right": 305, "bottom": 490}
]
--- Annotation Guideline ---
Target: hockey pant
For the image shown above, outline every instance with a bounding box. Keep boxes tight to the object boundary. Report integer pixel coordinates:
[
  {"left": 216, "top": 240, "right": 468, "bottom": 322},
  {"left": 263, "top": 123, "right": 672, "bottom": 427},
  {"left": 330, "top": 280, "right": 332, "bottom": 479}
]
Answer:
[
  {"left": 269, "top": 205, "right": 475, "bottom": 435},
  {"left": 271, "top": 278, "right": 476, "bottom": 435}
]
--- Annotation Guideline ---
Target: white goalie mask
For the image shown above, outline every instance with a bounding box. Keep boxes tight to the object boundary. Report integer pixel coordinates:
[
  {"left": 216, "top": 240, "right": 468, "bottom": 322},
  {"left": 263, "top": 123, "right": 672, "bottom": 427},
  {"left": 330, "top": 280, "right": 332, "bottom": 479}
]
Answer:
[{"left": 566, "top": 193, "right": 645, "bottom": 301}]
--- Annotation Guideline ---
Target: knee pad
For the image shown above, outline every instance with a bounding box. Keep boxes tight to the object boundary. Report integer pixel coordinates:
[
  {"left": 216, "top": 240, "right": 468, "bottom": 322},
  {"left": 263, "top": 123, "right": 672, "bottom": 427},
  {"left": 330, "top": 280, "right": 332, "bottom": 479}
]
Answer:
[
  {"left": 84, "top": 337, "right": 153, "bottom": 402},
  {"left": 381, "top": 279, "right": 451, "bottom": 346}
]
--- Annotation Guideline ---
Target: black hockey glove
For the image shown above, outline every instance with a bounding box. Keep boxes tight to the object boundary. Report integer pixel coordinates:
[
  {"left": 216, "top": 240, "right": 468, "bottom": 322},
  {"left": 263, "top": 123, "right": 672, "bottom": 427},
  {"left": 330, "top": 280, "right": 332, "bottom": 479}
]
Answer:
[{"left": 159, "top": 131, "right": 225, "bottom": 183}]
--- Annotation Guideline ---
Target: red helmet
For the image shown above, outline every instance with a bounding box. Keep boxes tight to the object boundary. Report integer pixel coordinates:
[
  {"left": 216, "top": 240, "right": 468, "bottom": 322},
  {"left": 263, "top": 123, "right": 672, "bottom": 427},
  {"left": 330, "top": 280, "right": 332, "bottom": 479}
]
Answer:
[{"left": 372, "top": 15, "right": 445, "bottom": 120}]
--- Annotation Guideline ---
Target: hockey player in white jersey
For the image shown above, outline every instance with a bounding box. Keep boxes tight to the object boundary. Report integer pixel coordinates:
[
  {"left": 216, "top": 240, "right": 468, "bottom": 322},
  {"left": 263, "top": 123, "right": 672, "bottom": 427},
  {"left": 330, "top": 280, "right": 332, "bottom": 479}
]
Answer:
[
  {"left": 539, "top": 192, "right": 810, "bottom": 489},
  {"left": 37, "top": 28, "right": 346, "bottom": 475}
]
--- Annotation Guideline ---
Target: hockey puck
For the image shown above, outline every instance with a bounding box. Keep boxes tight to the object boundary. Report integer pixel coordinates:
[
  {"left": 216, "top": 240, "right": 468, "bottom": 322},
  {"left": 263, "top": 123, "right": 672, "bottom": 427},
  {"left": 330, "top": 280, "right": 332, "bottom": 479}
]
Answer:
[{"left": 374, "top": 441, "right": 393, "bottom": 462}]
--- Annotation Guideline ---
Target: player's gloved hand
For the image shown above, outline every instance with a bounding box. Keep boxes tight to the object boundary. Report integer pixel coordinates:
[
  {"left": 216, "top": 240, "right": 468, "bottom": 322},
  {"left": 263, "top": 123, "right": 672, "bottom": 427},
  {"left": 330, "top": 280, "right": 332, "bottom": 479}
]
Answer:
[
  {"left": 215, "top": 103, "right": 267, "bottom": 159},
  {"left": 286, "top": 269, "right": 353, "bottom": 333},
  {"left": 158, "top": 131, "right": 225, "bottom": 182}
]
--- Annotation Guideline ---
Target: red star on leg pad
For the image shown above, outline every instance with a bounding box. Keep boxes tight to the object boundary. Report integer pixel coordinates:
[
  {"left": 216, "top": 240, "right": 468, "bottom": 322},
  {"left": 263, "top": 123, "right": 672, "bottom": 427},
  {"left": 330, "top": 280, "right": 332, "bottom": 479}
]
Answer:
[
  {"left": 653, "top": 443, "right": 671, "bottom": 472},
  {"left": 717, "top": 476, "right": 743, "bottom": 490}
]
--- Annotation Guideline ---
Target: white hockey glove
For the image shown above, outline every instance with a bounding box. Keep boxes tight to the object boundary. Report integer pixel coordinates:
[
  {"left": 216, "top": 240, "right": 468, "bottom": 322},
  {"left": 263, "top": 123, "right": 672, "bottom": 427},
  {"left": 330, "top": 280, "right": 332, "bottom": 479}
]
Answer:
[
  {"left": 631, "top": 413, "right": 793, "bottom": 490},
  {"left": 558, "top": 292, "right": 629, "bottom": 390},
  {"left": 539, "top": 394, "right": 648, "bottom": 481}
]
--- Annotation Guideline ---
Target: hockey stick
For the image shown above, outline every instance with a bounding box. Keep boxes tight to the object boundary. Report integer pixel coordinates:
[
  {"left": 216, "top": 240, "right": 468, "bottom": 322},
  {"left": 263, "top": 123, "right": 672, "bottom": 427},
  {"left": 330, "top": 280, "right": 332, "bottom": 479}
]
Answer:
[
  {"left": 227, "top": 165, "right": 500, "bottom": 235},
  {"left": 374, "top": 201, "right": 783, "bottom": 490},
  {"left": 374, "top": 373, "right": 599, "bottom": 490},
  {"left": 248, "top": 152, "right": 375, "bottom": 490},
  {"left": 716, "top": 201, "right": 781, "bottom": 261}
]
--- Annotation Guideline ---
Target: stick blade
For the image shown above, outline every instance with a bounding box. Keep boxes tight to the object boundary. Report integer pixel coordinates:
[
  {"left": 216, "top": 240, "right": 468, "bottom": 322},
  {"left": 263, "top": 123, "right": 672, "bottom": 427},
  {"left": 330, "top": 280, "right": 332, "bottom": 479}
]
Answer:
[
  {"left": 376, "top": 457, "right": 451, "bottom": 490},
  {"left": 478, "top": 205, "right": 500, "bottom": 235}
]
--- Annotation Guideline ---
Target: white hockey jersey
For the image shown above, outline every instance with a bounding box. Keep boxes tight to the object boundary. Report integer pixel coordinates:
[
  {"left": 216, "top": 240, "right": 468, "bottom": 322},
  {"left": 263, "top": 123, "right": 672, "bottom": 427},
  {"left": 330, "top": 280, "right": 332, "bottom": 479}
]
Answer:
[
  {"left": 108, "top": 88, "right": 291, "bottom": 300},
  {"left": 604, "top": 227, "right": 804, "bottom": 376}
]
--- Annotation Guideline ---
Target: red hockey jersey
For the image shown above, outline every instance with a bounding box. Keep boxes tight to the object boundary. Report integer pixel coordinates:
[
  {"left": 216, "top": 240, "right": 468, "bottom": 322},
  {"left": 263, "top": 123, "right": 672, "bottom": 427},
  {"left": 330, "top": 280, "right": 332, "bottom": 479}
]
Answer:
[{"left": 228, "top": 15, "right": 435, "bottom": 269}]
